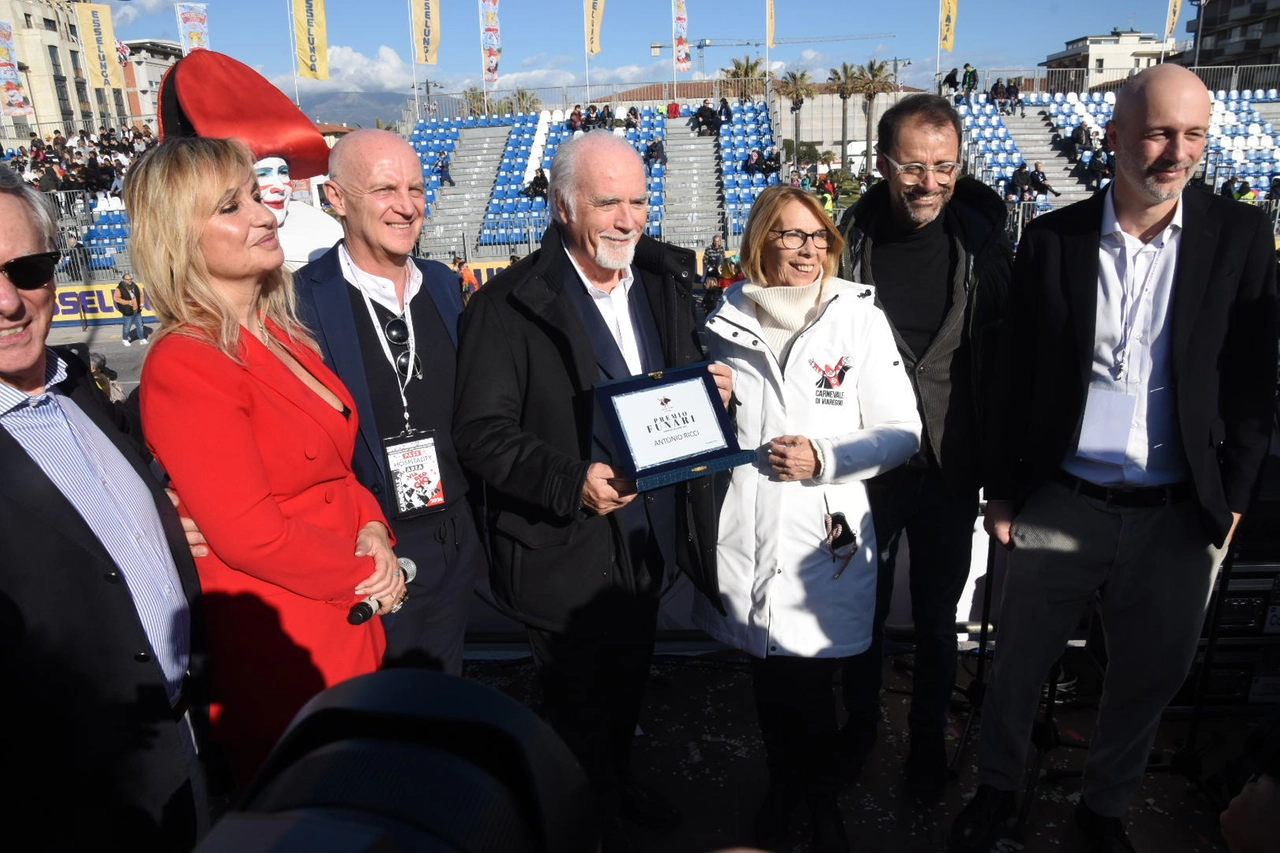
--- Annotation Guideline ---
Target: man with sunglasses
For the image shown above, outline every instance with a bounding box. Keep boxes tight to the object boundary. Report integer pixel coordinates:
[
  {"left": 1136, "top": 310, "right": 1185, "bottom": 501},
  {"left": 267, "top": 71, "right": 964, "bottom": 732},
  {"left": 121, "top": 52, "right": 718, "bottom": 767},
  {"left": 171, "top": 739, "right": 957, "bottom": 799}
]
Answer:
[
  {"left": 836, "top": 93, "right": 1012, "bottom": 800},
  {"left": 0, "top": 168, "right": 208, "bottom": 847},
  {"left": 296, "top": 129, "right": 483, "bottom": 675}
]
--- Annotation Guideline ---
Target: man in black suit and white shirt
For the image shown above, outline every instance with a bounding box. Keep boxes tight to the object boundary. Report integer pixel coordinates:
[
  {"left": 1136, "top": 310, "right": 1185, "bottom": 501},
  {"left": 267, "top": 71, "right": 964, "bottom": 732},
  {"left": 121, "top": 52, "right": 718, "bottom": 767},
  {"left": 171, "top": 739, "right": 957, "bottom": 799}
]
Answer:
[
  {"left": 951, "top": 64, "right": 1277, "bottom": 853},
  {"left": 0, "top": 167, "right": 208, "bottom": 850}
]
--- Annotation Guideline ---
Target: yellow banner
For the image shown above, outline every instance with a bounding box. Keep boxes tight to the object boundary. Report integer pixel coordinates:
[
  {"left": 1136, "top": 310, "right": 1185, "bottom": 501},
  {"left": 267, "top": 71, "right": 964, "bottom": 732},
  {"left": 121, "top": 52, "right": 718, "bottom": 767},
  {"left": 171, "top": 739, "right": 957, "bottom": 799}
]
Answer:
[
  {"left": 939, "top": 0, "right": 957, "bottom": 52},
  {"left": 293, "top": 0, "right": 328, "bottom": 79},
  {"left": 413, "top": 0, "right": 439, "bottom": 65},
  {"left": 76, "top": 4, "right": 123, "bottom": 90},
  {"left": 766, "top": 0, "right": 775, "bottom": 49},
  {"left": 585, "top": 0, "right": 604, "bottom": 56},
  {"left": 1165, "top": 0, "right": 1182, "bottom": 41}
]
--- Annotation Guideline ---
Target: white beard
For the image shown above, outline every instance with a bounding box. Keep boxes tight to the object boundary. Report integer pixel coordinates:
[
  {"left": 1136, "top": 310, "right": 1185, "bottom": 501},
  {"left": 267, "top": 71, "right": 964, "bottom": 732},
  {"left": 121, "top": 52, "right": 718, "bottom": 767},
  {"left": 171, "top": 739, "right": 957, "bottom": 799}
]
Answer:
[{"left": 594, "top": 235, "right": 637, "bottom": 270}]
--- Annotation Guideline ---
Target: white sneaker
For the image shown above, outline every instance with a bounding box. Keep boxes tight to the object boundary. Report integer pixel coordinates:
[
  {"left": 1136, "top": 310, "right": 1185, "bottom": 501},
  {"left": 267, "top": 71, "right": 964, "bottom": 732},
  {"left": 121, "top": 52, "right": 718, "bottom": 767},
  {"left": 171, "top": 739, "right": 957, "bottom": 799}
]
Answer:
[
  {"left": 122, "top": 339, "right": 131, "bottom": 347},
  {"left": 139, "top": 337, "right": 148, "bottom": 345}
]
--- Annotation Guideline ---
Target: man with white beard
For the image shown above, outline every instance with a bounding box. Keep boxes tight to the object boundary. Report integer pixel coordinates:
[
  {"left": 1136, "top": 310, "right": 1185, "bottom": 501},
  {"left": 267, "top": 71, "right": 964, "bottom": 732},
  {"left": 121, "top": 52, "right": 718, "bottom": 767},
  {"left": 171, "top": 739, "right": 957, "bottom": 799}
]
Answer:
[{"left": 453, "top": 131, "right": 732, "bottom": 853}]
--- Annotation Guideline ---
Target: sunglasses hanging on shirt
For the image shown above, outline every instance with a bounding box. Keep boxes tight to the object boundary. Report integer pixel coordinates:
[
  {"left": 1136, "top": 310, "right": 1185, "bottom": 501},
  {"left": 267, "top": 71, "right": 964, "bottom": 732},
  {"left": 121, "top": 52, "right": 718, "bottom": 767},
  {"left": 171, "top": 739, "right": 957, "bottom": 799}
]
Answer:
[{"left": 383, "top": 316, "right": 423, "bottom": 380}]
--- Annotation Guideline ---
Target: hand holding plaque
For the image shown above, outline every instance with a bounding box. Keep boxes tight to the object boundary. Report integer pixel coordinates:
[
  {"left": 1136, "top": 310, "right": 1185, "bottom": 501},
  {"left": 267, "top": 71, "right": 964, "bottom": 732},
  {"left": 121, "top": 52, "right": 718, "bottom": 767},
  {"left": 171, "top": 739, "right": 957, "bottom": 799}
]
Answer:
[
  {"left": 594, "top": 361, "right": 754, "bottom": 492},
  {"left": 581, "top": 462, "right": 638, "bottom": 515}
]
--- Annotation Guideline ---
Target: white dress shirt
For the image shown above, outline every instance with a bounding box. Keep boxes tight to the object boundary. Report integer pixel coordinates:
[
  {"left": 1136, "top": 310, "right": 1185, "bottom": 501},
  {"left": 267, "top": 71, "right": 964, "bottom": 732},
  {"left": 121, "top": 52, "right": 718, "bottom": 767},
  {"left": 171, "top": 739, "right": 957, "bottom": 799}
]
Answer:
[
  {"left": 0, "top": 352, "right": 191, "bottom": 703},
  {"left": 1063, "top": 188, "right": 1191, "bottom": 487},
  {"left": 564, "top": 243, "right": 644, "bottom": 376}
]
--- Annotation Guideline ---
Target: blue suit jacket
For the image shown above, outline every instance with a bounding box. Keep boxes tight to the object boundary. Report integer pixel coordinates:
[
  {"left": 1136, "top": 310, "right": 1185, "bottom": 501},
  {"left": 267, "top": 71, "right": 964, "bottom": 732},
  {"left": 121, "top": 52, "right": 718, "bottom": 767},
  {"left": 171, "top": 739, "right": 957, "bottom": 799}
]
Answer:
[{"left": 294, "top": 243, "right": 463, "bottom": 511}]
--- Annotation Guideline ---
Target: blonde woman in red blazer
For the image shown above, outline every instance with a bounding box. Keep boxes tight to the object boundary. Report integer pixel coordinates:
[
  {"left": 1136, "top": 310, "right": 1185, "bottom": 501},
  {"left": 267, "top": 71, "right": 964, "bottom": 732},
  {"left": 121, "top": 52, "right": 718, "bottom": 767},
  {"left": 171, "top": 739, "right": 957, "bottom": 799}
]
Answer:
[{"left": 128, "top": 138, "right": 407, "bottom": 787}]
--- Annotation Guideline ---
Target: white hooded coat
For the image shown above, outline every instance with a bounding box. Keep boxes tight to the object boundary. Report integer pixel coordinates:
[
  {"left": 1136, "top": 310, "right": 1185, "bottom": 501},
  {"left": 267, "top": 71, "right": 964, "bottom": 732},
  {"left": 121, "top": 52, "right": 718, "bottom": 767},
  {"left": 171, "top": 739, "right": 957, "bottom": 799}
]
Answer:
[{"left": 693, "top": 277, "right": 922, "bottom": 658}]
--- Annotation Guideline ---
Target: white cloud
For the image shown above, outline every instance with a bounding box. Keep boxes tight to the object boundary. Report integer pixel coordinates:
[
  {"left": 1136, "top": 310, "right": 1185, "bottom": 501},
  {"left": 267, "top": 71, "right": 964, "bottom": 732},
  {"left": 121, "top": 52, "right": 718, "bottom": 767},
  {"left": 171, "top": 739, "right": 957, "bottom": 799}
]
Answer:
[
  {"left": 591, "top": 61, "right": 671, "bottom": 84},
  {"left": 276, "top": 45, "right": 415, "bottom": 96},
  {"left": 111, "top": 0, "right": 171, "bottom": 28},
  {"left": 482, "top": 68, "right": 579, "bottom": 89}
]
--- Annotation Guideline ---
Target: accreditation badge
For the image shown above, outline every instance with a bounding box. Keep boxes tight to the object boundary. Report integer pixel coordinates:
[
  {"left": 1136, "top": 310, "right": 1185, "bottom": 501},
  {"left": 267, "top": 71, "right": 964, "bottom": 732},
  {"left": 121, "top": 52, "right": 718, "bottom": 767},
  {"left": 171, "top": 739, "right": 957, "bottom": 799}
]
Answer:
[{"left": 383, "top": 429, "right": 446, "bottom": 519}]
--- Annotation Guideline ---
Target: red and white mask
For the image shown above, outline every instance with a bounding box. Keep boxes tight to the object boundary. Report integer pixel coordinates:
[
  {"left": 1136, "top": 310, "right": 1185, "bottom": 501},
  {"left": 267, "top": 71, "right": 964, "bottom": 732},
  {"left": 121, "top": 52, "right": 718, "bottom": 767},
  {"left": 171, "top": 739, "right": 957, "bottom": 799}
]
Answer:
[{"left": 255, "top": 156, "right": 291, "bottom": 225}]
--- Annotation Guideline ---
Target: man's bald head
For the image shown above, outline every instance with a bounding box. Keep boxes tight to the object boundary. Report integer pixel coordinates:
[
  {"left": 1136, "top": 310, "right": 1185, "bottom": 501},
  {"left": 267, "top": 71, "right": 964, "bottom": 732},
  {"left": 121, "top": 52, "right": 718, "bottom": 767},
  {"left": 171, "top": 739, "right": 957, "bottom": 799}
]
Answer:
[
  {"left": 329, "top": 128, "right": 417, "bottom": 184},
  {"left": 1108, "top": 64, "right": 1211, "bottom": 207},
  {"left": 325, "top": 128, "right": 425, "bottom": 276},
  {"left": 1113, "top": 64, "right": 1211, "bottom": 127}
]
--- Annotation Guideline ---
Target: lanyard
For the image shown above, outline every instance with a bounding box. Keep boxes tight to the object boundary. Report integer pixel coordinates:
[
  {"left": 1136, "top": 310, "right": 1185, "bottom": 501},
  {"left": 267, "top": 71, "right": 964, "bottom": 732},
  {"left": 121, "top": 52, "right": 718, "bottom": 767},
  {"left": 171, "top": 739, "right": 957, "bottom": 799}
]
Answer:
[
  {"left": 341, "top": 251, "right": 416, "bottom": 434},
  {"left": 1111, "top": 240, "right": 1163, "bottom": 382}
]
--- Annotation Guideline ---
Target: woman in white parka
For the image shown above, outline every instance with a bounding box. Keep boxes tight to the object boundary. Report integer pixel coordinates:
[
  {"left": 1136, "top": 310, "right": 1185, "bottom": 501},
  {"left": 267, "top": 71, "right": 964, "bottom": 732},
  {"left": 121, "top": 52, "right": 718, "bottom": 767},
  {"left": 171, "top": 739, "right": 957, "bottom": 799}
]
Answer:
[{"left": 693, "top": 186, "right": 921, "bottom": 852}]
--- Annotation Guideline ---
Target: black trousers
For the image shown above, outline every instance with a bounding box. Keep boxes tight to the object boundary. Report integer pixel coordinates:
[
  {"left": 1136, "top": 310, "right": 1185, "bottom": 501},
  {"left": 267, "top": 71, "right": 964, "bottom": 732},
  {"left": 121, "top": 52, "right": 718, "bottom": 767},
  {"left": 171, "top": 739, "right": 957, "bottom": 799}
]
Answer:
[
  {"left": 381, "top": 500, "right": 482, "bottom": 675},
  {"left": 841, "top": 464, "right": 978, "bottom": 735},
  {"left": 527, "top": 608, "right": 658, "bottom": 817},
  {"left": 751, "top": 655, "right": 845, "bottom": 801}
]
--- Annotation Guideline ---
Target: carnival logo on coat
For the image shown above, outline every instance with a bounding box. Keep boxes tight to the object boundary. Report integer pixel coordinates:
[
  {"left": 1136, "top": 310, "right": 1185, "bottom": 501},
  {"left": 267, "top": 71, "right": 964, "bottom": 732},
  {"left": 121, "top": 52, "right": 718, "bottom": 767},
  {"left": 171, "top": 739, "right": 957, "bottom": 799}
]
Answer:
[{"left": 810, "top": 357, "right": 850, "bottom": 406}]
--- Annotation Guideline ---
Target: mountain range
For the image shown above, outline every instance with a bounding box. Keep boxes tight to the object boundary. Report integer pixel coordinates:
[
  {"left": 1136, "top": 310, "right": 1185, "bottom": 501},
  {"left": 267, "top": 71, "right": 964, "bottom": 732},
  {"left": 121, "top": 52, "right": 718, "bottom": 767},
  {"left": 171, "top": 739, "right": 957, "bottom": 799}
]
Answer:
[{"left": 297, "top": 90, "right": 418, "bottom": 131}]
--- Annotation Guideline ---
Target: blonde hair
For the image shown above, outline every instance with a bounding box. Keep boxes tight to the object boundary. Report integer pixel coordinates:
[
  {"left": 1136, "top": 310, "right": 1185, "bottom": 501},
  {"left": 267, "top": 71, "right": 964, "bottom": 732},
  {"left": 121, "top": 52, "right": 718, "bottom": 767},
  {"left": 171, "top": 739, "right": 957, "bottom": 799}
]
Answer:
[
  {"left": 124, "top": 137, "right": 316, "bottom": 360},
  {"left": 738, "top": 185, "right": 844, "bottom": 285}
]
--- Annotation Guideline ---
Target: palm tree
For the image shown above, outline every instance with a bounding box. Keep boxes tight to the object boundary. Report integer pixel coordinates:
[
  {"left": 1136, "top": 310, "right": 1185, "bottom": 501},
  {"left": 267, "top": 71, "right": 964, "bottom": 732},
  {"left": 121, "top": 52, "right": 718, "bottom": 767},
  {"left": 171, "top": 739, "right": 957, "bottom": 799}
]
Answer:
[
  {"left": 853, "top": 59, "right": 895, "bottom": 178},
  {"left": 513, "top": 87, "right": 542, "bottom": 114},
  {"left": 776, "top": 70, "right": 815, "bottom": 172},
  {"left": 827, "top": 62, "right": 859, "bottom": 172},
  {"left": 722, "top": 54, "right": 769, "bottom": 99},
  {"left": 722, "top": 53, "right": 765, "bottom": 81},
  {"left": 461, "top": 86, "right": 487, "bottom": 117}
]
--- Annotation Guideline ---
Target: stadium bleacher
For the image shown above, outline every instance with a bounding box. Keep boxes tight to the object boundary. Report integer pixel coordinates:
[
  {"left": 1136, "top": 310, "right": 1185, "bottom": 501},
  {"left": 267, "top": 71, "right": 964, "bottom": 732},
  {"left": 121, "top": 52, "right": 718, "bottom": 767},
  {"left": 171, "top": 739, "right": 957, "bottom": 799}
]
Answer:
[
  {"left": 718, "top": 99, "right": 780, "bottom": 236},
  {"left": 81, "top": 207, "right": 130, "bottom": 270}
]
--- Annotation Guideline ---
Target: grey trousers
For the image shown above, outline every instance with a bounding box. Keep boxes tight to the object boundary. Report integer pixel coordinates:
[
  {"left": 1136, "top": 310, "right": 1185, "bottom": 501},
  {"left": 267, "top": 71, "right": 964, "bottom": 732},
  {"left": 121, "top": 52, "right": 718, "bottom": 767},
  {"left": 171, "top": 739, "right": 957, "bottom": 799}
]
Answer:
[{"left": 977, "top": 479, "right": 1224, "bottom": 817}]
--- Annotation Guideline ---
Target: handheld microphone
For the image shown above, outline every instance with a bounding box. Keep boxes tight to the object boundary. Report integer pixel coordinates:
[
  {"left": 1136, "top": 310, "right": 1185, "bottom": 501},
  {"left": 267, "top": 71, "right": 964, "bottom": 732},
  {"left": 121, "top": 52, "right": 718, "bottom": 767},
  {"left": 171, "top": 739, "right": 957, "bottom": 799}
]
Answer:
[{"left": 347, "top": 557, "right": 417, "bottom": 625}]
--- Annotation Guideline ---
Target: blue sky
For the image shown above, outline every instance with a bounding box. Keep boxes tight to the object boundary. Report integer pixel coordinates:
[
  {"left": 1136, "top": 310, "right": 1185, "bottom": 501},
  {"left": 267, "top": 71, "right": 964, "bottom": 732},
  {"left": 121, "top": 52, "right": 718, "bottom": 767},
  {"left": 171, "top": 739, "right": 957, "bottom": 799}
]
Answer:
[{"left": 108, "top": 0, "right": 1199, "bottom": 97}]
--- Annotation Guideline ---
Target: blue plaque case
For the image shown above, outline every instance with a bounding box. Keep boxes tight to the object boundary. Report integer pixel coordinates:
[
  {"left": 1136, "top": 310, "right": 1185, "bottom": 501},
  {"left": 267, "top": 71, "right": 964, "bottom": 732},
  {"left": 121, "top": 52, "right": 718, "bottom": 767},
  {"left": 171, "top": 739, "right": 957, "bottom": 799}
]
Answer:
[{"left": 593, "top": 361, "right": 755, "bottom": 492}]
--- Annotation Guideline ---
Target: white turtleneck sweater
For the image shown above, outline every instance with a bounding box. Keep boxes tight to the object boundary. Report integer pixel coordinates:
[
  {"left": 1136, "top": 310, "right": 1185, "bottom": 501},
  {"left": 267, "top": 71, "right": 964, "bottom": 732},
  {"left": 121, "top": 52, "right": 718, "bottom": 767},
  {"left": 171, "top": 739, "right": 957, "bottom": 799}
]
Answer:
[{"left": 741, "top": 278, "right": 824, "bottom": 368}]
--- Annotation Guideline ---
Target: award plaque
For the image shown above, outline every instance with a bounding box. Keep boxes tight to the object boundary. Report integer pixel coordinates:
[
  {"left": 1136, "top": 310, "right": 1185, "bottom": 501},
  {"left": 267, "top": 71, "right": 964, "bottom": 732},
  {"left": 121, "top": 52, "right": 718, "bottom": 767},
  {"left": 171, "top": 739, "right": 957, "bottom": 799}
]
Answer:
[{"left": 594, "top": 361, "right": 755, "bottom": 492}]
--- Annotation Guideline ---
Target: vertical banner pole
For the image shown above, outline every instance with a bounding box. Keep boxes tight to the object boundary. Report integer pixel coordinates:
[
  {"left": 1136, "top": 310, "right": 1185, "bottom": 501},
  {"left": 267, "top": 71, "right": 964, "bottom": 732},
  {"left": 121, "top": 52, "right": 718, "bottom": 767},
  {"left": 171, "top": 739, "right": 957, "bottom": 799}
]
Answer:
[
  {"left": 285, "top": 0, "right": 301, "bottom": 105},
  {"left": 408, "top": 0, "right": 421, "bottom": 121}
]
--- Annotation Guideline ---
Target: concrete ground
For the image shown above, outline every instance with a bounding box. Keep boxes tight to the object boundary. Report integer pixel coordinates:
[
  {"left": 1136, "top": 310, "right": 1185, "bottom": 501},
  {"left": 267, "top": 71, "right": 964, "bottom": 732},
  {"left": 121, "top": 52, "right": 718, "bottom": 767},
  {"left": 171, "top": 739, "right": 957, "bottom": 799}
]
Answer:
[
  {"left": 49, "top": 317, "right": 155, "bottom": 393},
  {"left": 463, "top": 645, "right": 1243, "bottom": 853}
]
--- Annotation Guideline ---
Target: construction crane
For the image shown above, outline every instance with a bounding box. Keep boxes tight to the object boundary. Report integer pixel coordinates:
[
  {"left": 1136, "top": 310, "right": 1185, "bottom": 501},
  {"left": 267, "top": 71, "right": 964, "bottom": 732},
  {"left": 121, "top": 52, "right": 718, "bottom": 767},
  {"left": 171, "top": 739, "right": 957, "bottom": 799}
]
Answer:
[{"left": 650, "top": 34, "right": 896, "bottom": 76}]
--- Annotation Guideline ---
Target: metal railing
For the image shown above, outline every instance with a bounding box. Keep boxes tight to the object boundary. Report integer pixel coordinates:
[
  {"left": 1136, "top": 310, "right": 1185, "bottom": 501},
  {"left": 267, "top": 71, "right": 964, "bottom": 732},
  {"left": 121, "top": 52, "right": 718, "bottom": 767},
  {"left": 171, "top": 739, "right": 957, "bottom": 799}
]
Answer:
[
  {"left": 0, "top": 114, "right": 157, "bottom": 150},
  {"left": 995, "top": 190, "right": 1280, "bottom": 248},
  {"left": 935, "top": 64, "right": 1280, "bottom": 100},
  {"left": 35, "top": 189, "right": 136, "bottom": 284},
  {"left": 406, "top": 77, "right": 773, "bottom": 123}
]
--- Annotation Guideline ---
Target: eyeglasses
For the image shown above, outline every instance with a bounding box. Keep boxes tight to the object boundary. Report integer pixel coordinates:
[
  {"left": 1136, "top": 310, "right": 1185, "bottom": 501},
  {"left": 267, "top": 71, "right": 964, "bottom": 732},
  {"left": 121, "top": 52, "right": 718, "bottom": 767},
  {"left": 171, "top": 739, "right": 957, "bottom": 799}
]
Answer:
[
  {"left": 880, "top": 152, "right": 960, "bottom": 185},
  {"left": 383, "top": 316, "right": 422, "bottom": 380},
  {"left": 1, "top": 251, "right": 61, "bottom": 290},
  {"left": 770, "top": 229, "right": 831, "bottom": 250}
]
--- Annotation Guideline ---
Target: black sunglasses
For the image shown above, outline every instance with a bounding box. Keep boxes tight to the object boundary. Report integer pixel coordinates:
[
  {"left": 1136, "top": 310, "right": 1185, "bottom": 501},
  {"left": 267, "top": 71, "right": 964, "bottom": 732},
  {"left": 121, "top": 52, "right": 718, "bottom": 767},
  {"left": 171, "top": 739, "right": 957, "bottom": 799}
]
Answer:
[
  {"left": 384, "top": 316, "right": 409, "bottom": 345},
  {"left": 383, "top": 317, "right": 422, "bottom": 380},
  {"left": 2, "top": 251, "right": 61, "bottom": 290}
]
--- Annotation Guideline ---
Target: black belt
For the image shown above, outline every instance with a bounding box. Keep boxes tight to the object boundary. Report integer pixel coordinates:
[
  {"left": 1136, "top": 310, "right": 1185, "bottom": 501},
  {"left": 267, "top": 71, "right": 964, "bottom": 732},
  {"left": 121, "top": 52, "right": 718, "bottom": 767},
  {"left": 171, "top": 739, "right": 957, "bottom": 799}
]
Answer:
[{"left": 1052, "top": 470, "right": 1194, "bottom": 508}]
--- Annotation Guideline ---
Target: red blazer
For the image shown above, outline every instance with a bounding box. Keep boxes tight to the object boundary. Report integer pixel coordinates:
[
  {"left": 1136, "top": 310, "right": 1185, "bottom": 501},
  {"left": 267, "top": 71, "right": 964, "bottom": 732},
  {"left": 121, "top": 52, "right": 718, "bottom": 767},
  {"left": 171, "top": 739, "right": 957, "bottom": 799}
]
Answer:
[{"left": 141, "top": 321, "right": 389, "bottom": 785}]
